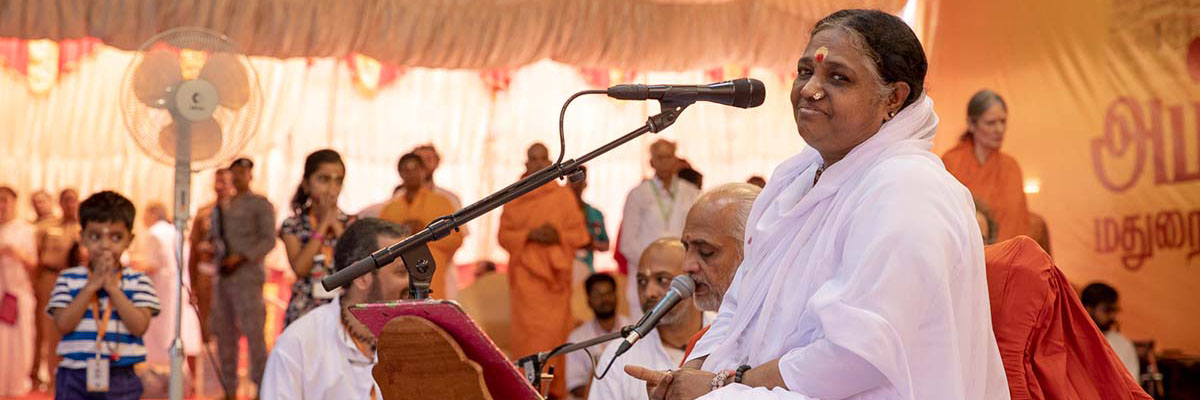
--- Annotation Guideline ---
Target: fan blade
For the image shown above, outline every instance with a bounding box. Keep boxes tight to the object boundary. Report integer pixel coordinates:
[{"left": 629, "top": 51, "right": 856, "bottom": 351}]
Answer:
[
  {"left": 158, "top": 118, "right": 224, "bottom": 161},
  {"left": 198, "top": 52, "right": 250, "bottom": 110},
  {"left": 133, "top": 49, "right": 183, "bottom": 107}
]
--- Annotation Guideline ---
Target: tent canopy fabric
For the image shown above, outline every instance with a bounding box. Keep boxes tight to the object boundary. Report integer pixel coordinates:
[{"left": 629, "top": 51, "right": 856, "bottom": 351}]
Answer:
[{"left": 0, "top": 0, "right": 903, "bottom": 70}]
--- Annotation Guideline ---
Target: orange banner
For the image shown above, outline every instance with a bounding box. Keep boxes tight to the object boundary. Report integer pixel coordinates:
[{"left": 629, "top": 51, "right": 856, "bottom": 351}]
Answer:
[{"left": 927, "top": 0, "right": 1200, "bottom": 353}]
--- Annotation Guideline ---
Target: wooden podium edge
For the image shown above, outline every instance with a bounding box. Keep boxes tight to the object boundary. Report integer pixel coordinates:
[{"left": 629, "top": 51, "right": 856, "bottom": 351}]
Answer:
[{"left": 374, "top": 315, "right": 494, "bottom": 400}]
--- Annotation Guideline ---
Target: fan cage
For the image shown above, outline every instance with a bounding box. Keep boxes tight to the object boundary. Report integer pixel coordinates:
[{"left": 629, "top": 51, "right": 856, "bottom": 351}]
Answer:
[{"left": 119, "top": 27, "right": 262, "bottom": 171}]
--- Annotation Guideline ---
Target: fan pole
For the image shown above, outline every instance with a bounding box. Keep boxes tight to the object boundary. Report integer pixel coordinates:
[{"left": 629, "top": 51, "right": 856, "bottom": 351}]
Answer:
[{"left": 169, "top": 113, "right": 191, "bottom": 400}]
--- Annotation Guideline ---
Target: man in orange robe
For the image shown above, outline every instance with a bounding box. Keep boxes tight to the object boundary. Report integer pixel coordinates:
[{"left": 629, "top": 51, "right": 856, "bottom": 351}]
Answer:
[
  {"left": 499, "top": 143, "right": 589, "bottom": 398},
  {"left": 380, "top": 153, "right": 464, "bottom": 298},
  {"left": 943, "top": 136, "right": 1031, "bottom": 242}
]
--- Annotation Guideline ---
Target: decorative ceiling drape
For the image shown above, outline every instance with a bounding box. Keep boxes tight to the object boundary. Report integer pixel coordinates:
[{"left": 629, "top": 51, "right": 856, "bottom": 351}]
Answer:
[{"left": 0, "top": 0, "right": 904, "bottom": 70}]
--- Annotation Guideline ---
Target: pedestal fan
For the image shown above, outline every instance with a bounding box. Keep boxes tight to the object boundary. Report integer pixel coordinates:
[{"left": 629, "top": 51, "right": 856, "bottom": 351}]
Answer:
[{"left": 119, "top": 27, "right": 262, "bottom": 400}]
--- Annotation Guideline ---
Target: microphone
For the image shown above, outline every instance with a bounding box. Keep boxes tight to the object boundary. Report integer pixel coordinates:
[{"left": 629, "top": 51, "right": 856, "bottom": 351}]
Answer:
[
  {"left": 613, "top": 275, "right": 695, "bottom": 359},
  {"left": 607, "top": 78, "right": 766, "bottom": 109}
]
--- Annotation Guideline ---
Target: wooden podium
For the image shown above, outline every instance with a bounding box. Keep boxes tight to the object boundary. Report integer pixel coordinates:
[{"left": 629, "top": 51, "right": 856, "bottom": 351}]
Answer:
[{"left": 351, "top": 300, "right": 543, "bottom": 400}]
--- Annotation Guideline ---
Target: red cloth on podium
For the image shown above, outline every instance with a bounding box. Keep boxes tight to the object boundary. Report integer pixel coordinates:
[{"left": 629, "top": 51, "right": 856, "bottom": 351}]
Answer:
[{"left": 985, "top": 236, "right": 1151, "bottom": 400}]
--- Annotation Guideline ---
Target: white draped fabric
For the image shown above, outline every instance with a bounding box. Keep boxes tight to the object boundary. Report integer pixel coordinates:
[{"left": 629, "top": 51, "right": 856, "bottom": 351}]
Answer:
[
  {"left": 1, "top": 45, "right": 805, "bottom": 273},
  {"left": 136, "top": 220, "right": 203, "bottom": 365},
  {"left": 688, "top": 97, "right": 1010, "bottom": 399}
]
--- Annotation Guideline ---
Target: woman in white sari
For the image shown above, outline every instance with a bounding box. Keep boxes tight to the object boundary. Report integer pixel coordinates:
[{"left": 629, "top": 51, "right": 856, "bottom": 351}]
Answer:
[{"left": 627, "top": 9, "right": 1010, "bottom": 400}]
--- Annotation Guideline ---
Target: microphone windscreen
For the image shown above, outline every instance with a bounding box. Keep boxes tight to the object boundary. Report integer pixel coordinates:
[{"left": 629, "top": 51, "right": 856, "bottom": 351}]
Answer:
[
  {"left": 731, "top": 78, "right": 767, "bottom": 109},
  {"left": 670, "top": 275, "right": 696, "bottom": 298}
]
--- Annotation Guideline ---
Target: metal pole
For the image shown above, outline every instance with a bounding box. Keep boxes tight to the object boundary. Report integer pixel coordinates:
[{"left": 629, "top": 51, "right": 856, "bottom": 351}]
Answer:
[{"left": 168, "top": 114, "right": 191, "bottom": 400}]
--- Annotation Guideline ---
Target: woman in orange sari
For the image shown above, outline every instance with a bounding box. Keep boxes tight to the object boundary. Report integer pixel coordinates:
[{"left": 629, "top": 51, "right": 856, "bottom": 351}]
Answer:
[{"left": 943, "top": 90, "right": 1031, "bottom": 242}]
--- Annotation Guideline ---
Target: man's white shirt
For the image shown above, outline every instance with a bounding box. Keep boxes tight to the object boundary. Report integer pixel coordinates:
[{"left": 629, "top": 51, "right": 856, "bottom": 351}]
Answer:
[
  {"left": 262, "top": 297, "right": 382, "bottom": 400},
  {"left": 567, "top": 316, "right": 631, "bottom": 399},
  {"left": 1105, "top": 330, "right": 1140, "bottom": 380},
  {"left": 618, "top": 177, "right": 699, "bottom": 315},
  {"left": 587, "top": 313, "right": 713, "bottom": 400}
]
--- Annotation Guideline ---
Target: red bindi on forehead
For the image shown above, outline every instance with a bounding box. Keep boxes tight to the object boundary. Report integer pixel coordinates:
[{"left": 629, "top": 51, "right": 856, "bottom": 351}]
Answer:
[{"left": 815, "top": 46, "right": 829, "bottom": 63}]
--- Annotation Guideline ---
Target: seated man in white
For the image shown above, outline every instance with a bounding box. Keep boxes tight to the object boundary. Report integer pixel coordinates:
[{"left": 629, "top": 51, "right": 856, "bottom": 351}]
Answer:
[
  {"left": 261, "top": 218, "right": 411, "bottom": 400},
  {"left": 568, "top": 273, "right": 631, "bottom": 399},
  {"left": 1081, "top": 282, "right": 1140, "bottom": 379},
  {"left": 588, "top": 238, "right": 708, "bottom": 400}
]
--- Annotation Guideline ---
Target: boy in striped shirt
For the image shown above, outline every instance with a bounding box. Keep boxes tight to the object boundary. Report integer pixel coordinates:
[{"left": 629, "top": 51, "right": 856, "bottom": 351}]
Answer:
[{"left": 47, "top": 191, "right": 159, "bottom": 399}]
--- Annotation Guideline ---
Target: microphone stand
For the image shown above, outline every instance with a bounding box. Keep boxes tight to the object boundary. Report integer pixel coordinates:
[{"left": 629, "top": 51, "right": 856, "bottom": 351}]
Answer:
[
  {"left": 322, "top": 100, "right": 691, "bottom": 299},
  {"left": 516, "top": 325, "right": 635, "bottom": 392}
]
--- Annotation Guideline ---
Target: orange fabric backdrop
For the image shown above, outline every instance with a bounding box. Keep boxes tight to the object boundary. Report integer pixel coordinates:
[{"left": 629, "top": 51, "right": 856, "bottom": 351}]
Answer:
[{"left": 926, "top": 0, "right": 1200, "bottom": 354}]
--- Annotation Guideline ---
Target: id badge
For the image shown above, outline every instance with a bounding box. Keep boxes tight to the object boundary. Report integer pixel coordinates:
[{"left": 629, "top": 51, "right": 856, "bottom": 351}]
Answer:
[{"left": 86, "top": 357, "right": 110, "bottom": 392}]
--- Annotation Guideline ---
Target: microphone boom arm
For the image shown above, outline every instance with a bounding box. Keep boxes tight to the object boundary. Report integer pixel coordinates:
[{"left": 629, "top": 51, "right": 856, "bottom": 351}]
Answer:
[{"left": 322, "top": 99, "right": 690, "bottom": 299}]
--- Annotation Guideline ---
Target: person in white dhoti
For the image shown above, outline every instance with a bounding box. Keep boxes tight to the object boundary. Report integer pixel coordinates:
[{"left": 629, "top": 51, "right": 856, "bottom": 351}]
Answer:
[
  {"left": 134, "top": 203, "right": 203, "bottom": 380},
  {"left": 619, "top": 140, "right": 700, "bottom": 316},
  {"left": 627, "top": 9, "right": 1010, "bottom": 400},
  {"left": 588, "top": 239, "right": 708, "bottom": 400}
]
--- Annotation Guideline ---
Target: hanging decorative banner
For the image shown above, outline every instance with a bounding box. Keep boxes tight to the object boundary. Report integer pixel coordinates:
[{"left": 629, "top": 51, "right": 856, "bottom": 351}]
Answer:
[
  {"left": 479, "top": 68, "right": 513, "bottom": 95},
  {"left": 26, "top": 39, "right": 59, "bottom": 94},
  {"left": 347, "top": 53, "right": 406, "bottom": 96},
  {"left": 578, "top": 67, "right": 609, "bottom": 88},
  {"left": 577, "top": 67, "right": 639, "bottom": 89},
  {"left": 704, "top": 64, "right": 748, "bottom": 83},
  {"left": 0, "top": 37, "right": 100, "bottom": 95}
]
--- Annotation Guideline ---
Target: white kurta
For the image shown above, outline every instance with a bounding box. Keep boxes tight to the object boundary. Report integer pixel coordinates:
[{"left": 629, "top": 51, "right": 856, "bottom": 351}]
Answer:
[
  {"left": 0, "top": 219, "right": 35, "bottom": 396},
  {"left": 618, "top": 177, "right": 699, "bottom": 316},
  {"left": 139, "top": 220, "right": 203, "bottom": 365},
  {"left": 1105, "top": 330, "right": 1140, "bottom": 380},
  {"left": 688, "top": 96, "right": 1009, "bottom": 400},
  {"left": 587, "top": 328, "right": 686, "bottom": 400},
  {"left": 261, "top": 297, "right": 383, "bottom": 400},
  {"left": 566, "top": 316, "right": 632, "bottom": 399}
]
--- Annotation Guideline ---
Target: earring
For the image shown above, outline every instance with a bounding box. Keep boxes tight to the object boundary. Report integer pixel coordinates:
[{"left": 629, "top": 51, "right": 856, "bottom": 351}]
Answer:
[
  {"left": 811, "top": 92, "right": 824, "bottom": 101},
  {"left": 888, "top": 111, "right": 896, "bottom": 118}
]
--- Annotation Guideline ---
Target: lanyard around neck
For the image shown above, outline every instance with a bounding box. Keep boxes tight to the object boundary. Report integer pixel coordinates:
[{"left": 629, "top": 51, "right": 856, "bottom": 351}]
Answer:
[
  {"left": 91, "top": 291, "right": 118, "bottom": 360},
  {"left": 649, "top": 179, "right": 676, "bottom": 224}
]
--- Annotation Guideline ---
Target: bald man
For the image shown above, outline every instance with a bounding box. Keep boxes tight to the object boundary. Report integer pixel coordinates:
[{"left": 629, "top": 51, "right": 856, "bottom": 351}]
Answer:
[
  {"left": 618, "top": 140, "right": 700, "bottom": 317},
  {"left": 623, "top": 184, "right": 761, "bottom": 398},
  {"left": 500, "top": 143, "right": 590, "bottom": 399},
  {"left": 589, "top": 238, "right": 708, "bottom": 400},
  {"left": 682, "top": 183, "right": 761, "bottom": 313}
]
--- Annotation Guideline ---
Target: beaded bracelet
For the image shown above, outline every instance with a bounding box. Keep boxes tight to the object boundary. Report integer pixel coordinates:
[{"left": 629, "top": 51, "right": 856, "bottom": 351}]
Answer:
[
  {"left": 710, "top": 369, "right": 736, "bottom": 391},
  {"left": 734, "top": 364, "right": 752, "bottom": 384}
]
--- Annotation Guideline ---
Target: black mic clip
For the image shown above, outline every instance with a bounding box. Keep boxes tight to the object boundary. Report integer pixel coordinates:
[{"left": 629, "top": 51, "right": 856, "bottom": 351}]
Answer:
[
  {"left": 517, "top": 324, "right": 638, "bottom": 391},
  {"left": 648, "top": 101, "right": 689, "bottom": 133}
]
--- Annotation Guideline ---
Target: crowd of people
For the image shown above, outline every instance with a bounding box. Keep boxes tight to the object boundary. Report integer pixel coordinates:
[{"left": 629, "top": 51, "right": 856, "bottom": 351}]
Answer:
[{"left": 0, "top": 9, "right": 1150, "bottom": 400}]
